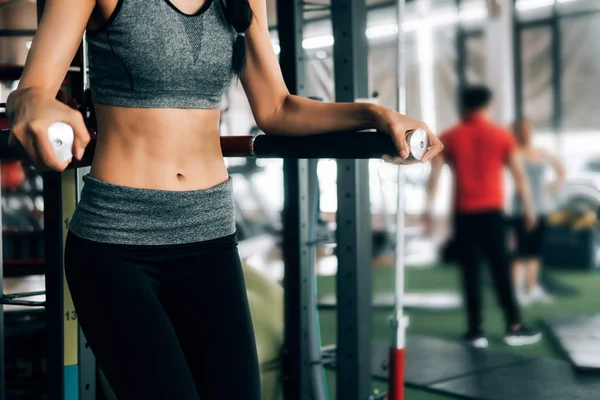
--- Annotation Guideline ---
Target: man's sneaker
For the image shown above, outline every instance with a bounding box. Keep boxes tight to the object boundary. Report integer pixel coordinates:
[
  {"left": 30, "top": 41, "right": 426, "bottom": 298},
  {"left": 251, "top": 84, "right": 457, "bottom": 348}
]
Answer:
[
  {"left": 504, "top": 325, "right": 542, "bottom": 346},
  {"left": 464, "top": 331, "right": 489, "bottom": 348}
]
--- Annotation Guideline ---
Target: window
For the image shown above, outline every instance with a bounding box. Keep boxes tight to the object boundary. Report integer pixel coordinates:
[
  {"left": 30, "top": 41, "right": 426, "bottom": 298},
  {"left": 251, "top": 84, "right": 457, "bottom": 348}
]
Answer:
[
  {"left": 561, "top": 14, "right": 600, "bottom": 131},
  {"left": 521, "top": 27, "right": 553, "bottom": 130}
]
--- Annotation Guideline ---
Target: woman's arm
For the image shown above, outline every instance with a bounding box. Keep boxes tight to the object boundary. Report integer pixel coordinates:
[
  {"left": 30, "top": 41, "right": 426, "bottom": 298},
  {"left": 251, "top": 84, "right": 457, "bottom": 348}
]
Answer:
[
  {"left": 543, "top": 150, "right": 566, "bottom": 195},
  {"left": 7, "top": 0, "right": 94, "bottom": 169},
  {"left": 240, "top": 0, "right": 442, "bottom": 163}
]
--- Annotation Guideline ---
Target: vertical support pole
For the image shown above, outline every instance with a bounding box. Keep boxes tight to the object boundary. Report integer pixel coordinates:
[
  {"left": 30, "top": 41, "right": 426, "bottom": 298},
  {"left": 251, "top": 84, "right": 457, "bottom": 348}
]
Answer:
[
  {"left": 551, "top": 0, "right": 563, "bottom": 156},
  {"left": 37, "top": 3, "right": 80, "bottom": 398},
  {"left": 45, "top": 170, "right": 79, "bottom": 400},
  {"left": 388, "top": 0, "right": 407, "bottom": 398},
  {"left": 512, "top": 0, "right": 523, "bottom": 119},
  {"left": 456, "top": 0, "right": 467, "bottom": 112},
  {"left": 0, "top": 164, "right": 5, "bottom": 400},
  {"left": 484, "top": 0, "right": 516, "bottom": 125},
  {"left": 44, "top": 172, "right": 64, "bottom": 400},
  {"left": 76, "top": 172, "right": 95, "bottom": 400},
  {"left": 331, "top": 0, "right": 372, "bottom": 399},
  {"left": 77, "top": 30, "right": 96, "bottom": 400},
  {"left": 277, "top": 1, "right": 314, "bottom": 399}
]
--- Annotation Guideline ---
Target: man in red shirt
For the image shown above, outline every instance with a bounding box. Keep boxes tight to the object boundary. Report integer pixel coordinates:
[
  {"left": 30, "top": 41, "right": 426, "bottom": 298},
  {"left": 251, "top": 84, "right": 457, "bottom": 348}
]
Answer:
[{"left": 426, "top": 86, "right": 541, "bottom": 348}]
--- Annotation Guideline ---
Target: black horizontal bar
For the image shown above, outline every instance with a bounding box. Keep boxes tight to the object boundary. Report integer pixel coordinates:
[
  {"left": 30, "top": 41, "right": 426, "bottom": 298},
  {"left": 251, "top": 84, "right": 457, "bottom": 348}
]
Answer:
[
  {"left": 1, "top": 291, "right": 46, "bottom": 299},
  {"left": 253, "top": 130, "right": 399, "bottom": 159},
  {"left": 0, "top": 29, "right": 36, "bottom": 37},
  {"left": 0, "top": 129, "right": 398, "bottom": 163},
  {"left": 0, "top": 298, "right": 46, "bottom": 307}
]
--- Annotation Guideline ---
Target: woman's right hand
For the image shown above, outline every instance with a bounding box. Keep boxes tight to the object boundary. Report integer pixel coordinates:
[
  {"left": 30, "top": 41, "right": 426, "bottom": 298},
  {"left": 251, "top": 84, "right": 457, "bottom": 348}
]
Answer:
[{"left": 7, "top": 87, "right": 90, "bottom": 172}]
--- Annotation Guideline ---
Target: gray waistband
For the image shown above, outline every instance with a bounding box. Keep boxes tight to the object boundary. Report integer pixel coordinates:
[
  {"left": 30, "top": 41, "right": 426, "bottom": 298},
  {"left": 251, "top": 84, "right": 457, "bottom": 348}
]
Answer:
[{"left": 69, "top": 175, "right": 236, "bottom": 245}]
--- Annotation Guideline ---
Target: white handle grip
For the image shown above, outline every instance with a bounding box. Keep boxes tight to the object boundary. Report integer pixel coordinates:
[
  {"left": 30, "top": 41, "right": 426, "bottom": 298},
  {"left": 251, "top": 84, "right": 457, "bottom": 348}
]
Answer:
[
  {"left": 407, "top": 128, "right": 429, "bottom": 161},
  {"left": 47, "top": 122, "right": 75, "bottom": 162}
]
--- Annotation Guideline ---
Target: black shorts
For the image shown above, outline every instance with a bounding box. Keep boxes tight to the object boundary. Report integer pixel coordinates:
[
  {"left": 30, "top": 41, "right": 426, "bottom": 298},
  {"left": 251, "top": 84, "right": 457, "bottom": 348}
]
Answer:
[{"left": 513, "top": 216, "right": 546, "bottom": 258}]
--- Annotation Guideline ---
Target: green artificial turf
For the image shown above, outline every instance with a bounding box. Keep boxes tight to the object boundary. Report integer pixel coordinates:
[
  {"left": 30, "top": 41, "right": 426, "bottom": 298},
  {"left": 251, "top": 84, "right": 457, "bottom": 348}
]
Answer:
[{"left": 316, "top": 265, "right": 600, "bottom": 399}]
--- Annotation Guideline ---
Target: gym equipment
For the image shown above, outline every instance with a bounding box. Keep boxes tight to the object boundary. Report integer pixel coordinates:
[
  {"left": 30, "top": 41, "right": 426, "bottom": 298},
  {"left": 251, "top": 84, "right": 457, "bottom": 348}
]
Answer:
[
  {"left": 430, "top": 357, "right": 600, "bottom": 399},
  {"left": 47, "top": 122, "right": 74, "bottom": 162},
  {"left": 405, "top": 129, "right": 428, "bottom": 161},
  {"left": 0, "top": 127, "right": 411, "bottom": 400},
  {"left": 228, "top": 128, "right": 283, "bottom": 241},
  {"left": 543, "top": 314, "right": 600, "bottom": 371},
  {"left": 371, "top": 335, "right": 528, "bottom": 386},
  {"left": 388, "top": 0, "right": 408, "bottom": 398},
  {"left": 372, "top": 335, "right": 600, "bottom": 400},
  {"left": 543, "top": 224, "right": 599, "bottom": 271},
  {"left": 0, "top": 130, "right": 406, "bottom": 164}
]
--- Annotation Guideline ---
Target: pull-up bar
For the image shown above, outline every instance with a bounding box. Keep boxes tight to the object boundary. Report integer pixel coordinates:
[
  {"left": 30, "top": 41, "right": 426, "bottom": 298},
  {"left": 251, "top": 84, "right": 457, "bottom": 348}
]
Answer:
[{"left": 0, "top": 128, "right": 408, "bottom": 165}]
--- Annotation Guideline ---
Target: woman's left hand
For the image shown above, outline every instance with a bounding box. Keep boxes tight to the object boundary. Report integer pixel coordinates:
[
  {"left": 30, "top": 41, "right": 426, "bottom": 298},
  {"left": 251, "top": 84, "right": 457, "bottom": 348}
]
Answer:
[{"left": 374, "top": 107, "right": 443, "bottom": 165}]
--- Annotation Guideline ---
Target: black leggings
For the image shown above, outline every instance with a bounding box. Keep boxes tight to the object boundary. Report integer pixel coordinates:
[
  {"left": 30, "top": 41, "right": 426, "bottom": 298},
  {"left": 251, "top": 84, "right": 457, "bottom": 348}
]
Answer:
[
  {"left": 454, "top": 211, "right": 521, "bottom": 333},
  {"left": 64, "top": 231, "right": 261, "bottom": 400}
]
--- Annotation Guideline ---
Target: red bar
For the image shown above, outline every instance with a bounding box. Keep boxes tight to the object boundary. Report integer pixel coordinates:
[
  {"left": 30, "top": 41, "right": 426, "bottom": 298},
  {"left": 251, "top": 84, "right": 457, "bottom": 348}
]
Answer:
[
  {"left": 388, "top": 347, "right": 405, "bottom": 400},
  {"left": 220, "top": 135, "right": 253, "bottom": 158}
]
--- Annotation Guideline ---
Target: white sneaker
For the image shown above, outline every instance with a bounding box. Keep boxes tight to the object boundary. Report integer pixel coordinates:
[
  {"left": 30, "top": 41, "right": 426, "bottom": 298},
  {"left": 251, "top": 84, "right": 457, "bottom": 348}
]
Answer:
[
  {"left": 464, "top": 331, "right": 489, "bottom": 348},
  {"left": 516, "top": 287, "right": 532, "bottom": 307},
  {"left": 504, "top": 325, "right": 543, "bottom": 346},
  {"left": 528, "top": 285, "right": 553, "bottom": 304}
]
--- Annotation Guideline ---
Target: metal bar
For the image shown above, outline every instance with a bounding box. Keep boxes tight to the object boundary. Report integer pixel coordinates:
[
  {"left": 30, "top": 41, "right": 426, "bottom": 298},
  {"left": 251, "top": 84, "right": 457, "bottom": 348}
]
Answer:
[
  {"left": 0, "top": 299, "right": 46, "bottom": 307},
  {"left": 551, "top": 0, "right": 562, "bottom": 148},
  {"left": 0, "top": 163, "right": 5, "bottom": 400},
  {"left": 76, "top": 167, "right": 96, "bottom": 400},
  {"left": 0, "top": 29, "right": 36, "bottom": 37},
  {"left": 268, "top": 0, "right": 396, "bottom": 30},
  {"left": 516, "top": 8, "right": 600, "bottom": 28},
  {"left": 513, "top": 0, "right": 524, "bottom": 118},
  {"left": 455, "top": 0, "right": 467, "bottom": 113},
  {"left": 0, "top": 131, "right": 400, "bottom": 162},
  {"left": 77, "top": 33, "right": 96, "bottom": 398},
  {"left": 517, "top": 18, "right": 553, "bottom": 28},
  {"left": 388, "top": 0, "right": 407, "bottom": 397},
  {"left": 276, "top": 0, "right": 314, "bottom": 399},
  {"left": 331, "top": 1, "right": 372, "bottom": 400},
  {"left": 1, "top": 291, "right": 46, "bottom": 299},
  {"left": 44, "top": 171, "right": 65, "bottom": 399}
]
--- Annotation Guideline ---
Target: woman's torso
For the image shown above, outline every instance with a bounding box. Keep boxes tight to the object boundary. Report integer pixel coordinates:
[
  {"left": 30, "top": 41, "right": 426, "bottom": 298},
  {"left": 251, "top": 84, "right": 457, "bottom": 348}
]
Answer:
[
  {"left": 85, "top": 0, "right": 234, "bottom": 191},
  {"left": 512, "top": 147, "right": 549, "bottom": 216}
]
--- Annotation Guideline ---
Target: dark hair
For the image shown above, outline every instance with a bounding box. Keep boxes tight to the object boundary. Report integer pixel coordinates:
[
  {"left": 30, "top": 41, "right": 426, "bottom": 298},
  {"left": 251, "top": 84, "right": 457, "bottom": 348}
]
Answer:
[
  {"left": 460, "top": 85, "right": 493, "bottom": 116},
  {"left": 220, "top": 0, "right": 253, "bottom": 75}
]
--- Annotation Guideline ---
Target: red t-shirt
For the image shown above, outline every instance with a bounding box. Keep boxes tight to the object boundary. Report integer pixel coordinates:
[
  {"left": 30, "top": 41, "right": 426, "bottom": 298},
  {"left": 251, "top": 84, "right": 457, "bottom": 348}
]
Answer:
[{"left": 440, "top": 114, "right": 518, "bottom": 214}]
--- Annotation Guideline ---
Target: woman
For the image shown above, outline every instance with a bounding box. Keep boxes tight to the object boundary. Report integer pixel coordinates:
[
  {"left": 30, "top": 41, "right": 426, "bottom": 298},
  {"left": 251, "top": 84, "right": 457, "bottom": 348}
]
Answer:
[
  {"left": 511, "top": 117, "right": 565, "bottom": 305},
  {"left": 6, "top": 0, "right": 442, "bottom": 398}
]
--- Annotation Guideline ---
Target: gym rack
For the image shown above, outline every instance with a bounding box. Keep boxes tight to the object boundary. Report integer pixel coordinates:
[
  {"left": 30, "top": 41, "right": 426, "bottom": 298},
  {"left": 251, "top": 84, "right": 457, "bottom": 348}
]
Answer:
[{"left": 0, "top": 129, "right": 400, "bottom": 400}]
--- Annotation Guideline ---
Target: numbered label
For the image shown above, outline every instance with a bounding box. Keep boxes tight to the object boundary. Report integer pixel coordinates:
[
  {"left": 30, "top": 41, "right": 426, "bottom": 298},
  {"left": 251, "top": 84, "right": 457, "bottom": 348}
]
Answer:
[{"left": 65, "top": 310, "right": 77, "bottom": 321}]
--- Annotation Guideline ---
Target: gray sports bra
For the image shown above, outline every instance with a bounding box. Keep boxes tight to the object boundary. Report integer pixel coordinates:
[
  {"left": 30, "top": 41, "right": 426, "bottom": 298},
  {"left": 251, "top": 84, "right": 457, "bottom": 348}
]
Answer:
[{"left": 86, "top": 0, "right": 236, "bottom": 109}]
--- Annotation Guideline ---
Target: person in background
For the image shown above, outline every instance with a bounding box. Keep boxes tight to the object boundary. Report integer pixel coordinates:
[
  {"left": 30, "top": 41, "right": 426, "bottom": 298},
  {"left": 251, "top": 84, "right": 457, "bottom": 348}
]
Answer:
[
  {"left": 425, "top": 85, "right": 542, "bottom": 348},
  {"left": 511, "top": 117, "right": 566, "bottom": 305}
]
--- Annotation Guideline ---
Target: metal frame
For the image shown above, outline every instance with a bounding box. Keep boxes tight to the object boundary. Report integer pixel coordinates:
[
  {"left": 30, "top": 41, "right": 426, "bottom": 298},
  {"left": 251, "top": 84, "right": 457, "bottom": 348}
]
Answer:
[
  {"left": 0, "top": 165, "right": 4, "bottom": 400},
  {"left": 331, "top": 1, "right": 372, "bottom": 400},
  {"left": 277, "top": 0, "right": 314, "bottom": 399},
  {"left": 550, "top": 1, "right": 562, "bottom": 140},
  {"left": 513, "top": 0, "right": 600, "bottom": 133},
  {"left": 0, "top": 2, "right": 95, "bottom": 399}
]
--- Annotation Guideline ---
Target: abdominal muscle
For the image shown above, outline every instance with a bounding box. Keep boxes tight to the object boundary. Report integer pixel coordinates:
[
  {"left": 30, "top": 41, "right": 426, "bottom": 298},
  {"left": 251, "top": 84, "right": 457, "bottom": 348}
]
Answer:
[{"left": 89, "top": 104, "right": 230, "bottom": 191}]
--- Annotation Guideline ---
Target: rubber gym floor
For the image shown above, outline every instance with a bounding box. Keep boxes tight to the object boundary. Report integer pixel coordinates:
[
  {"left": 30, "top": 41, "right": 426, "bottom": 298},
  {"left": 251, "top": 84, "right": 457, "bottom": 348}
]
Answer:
[{"left": 315, "top": 264, "right": 600, "bottom": 400}]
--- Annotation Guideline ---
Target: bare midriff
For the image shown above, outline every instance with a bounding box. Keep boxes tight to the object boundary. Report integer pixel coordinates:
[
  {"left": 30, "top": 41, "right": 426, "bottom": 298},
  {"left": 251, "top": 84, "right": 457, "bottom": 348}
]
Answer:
[{"left": 90, "top": 104, "right": 230, "bottom": 191}]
